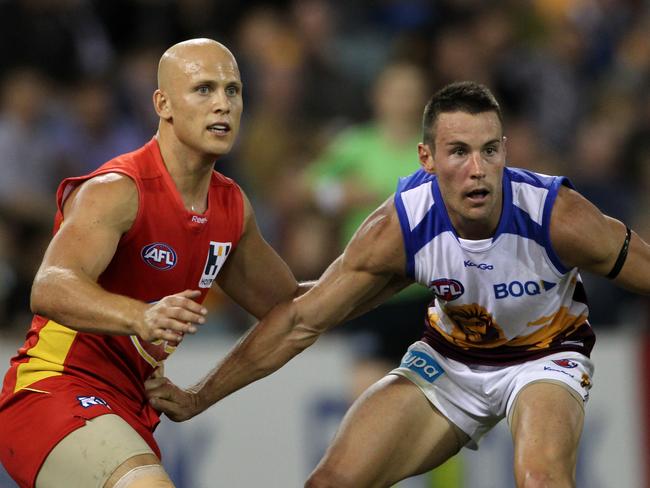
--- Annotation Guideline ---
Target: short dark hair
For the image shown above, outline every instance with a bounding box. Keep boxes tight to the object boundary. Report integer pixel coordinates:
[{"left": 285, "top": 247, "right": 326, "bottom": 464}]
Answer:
[{"left": 422, "top": 81, "right": 502, "bottom": 147}]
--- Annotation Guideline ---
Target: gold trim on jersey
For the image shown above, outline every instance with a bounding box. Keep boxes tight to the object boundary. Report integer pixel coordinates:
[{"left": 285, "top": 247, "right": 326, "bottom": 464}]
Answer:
[
  {"left": 130, "top": 335, "right": 161, "bottom": 368},
  {"left": 129, "top": 336, "right": 176, "bottom": 368},
  {"left": 428, "top": 304, "right": 587, "bottom": 350},
  {"left": 508, "top": 307, "right": 588, "bottom": 349},
  {"left": 15, "top": 320, "right": 77, "bottom": 392}
]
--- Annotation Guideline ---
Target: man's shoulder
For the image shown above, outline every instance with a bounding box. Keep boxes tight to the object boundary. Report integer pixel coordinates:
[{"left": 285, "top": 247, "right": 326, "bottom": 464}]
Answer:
[
  {"left": 505, "top": 166, "right": 571, "bottom": 190},
  {"left": 396, "top": 168, "right": 434, "bottom": 193},
  {"left": 210, "top": 169, "right": 239, "bottom": 189}
]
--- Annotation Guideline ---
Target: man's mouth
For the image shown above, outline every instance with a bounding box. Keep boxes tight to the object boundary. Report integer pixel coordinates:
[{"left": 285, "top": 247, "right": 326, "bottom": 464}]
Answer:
[
  {"left": 207, "top": 123, "right": 231, "bottom": 135},
  {"left": 466, "top": 188, "right": 490, "bottom": 201}
]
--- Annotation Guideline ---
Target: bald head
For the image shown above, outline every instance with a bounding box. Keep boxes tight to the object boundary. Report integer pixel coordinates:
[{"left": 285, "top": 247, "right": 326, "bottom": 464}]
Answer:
[
  {"left": 153, "top": 38, "right": 244, "bottom": 161},
  {"left": 157, "top": 38, "right": 239, "bottom": 91}
]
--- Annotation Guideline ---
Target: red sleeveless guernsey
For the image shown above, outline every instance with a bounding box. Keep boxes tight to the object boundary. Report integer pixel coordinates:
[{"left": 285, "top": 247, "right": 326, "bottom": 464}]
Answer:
[{"left": 0, "top": 137, "right": 243, "bottom": 487}]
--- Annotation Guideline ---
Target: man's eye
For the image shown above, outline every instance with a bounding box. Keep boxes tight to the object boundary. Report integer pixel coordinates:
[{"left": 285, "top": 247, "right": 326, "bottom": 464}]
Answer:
[
  {"left": 226, "top": 86, "right": 239, "bottom": 96},
  {"left": 197, "top": 86, "right": 210, "bottom": 94}
]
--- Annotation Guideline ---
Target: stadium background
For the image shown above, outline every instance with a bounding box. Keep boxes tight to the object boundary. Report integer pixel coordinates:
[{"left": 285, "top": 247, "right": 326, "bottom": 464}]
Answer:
[{"left": 0, "top": 0, "right": 648, "bottom": 486}]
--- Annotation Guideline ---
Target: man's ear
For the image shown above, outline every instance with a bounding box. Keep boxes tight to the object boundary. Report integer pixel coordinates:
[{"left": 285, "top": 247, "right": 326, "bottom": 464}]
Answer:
[
  {"left": 153, "top": 89, "right": 172, "bottom": 120},
  {"left": 418, "top": 143, "right": 435, "bottom": 174}
]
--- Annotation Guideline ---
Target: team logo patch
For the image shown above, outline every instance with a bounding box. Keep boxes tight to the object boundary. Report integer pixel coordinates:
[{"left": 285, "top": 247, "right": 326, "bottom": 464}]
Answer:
[
  {"left": 141, "top": 242, "right": 177, "bottom": 270},
  {"left": 443, "top": 303, "right": 506, "bottom": 346},
  {"left": 400, "top": 350, "right": 444, "bottom": 383},
  {"left": 429, "top": 278, "right": 465, "bottom": 301},
  {"left": 198, "top": 241, "right": 232, "bottom": 288},
  {"left": 77, "top": 395, "right": 111, "bottom": 409},
  {"left": 552, "top": 359, "right": 579, "bottom": 368}
]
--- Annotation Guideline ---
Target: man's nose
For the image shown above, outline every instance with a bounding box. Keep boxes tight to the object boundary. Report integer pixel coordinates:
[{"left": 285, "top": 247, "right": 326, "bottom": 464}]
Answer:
[
  {"left": 469, "top": 152, "right": 486, "bottom": 177},
  {"left": 211, "top": 90, "right": 230, "bottom": 112}
]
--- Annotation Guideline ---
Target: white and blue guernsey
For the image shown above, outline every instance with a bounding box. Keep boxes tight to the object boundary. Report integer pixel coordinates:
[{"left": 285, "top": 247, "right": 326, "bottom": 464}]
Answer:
[{"left": 394, "top": 167, "right": 595, "bottom": 365}]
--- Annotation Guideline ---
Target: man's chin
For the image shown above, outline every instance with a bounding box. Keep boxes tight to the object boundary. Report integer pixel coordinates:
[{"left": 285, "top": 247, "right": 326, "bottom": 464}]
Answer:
[{"left": 205, "top": 142, "right": 233, "bottom": 158}]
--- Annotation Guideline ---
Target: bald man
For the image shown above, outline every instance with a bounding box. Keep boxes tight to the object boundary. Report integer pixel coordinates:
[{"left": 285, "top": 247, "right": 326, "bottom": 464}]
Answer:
[{"left": 0, "top": 39, "right": 304, "bottom": 488}]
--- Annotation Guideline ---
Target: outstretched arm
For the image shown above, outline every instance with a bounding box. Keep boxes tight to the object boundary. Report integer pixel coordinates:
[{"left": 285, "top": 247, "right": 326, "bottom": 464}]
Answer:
[
  {"left": 147, "top": 197, "right": 410, "bottom": 420},
  {"left": 550, "top": 185, "right": 650, "bottom": 294}
]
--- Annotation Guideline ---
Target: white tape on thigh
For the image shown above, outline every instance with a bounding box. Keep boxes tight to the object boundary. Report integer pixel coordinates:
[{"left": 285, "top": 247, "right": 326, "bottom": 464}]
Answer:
[{"left": 113, "top": 464, "right": 168, "bottom": 488}]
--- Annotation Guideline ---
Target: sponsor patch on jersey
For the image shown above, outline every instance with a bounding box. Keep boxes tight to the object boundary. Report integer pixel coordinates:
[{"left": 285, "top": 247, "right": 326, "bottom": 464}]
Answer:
[
  {"left": 198, "top": 241, "right": 232, "bottom": 288},
  {"left": 141, "top": 242, "right": 177, "bottom": 270},
  {"left": 464, "top": 260, "right": 494, "bottom": 270},
  {"left": 543, "top": 366, "right": 575, "bottom": 379},
  {"left": 400, "top": 350, "right": 444, "bottom": 383},
  {"left": 552, "top": 359, "right": 579, "bottom": 368},
  {"left": 429, "top": 278, "right": 465, "bottom": 301},
  {"left": 77, "top": 395, "right": 111, "bottom": 409}
]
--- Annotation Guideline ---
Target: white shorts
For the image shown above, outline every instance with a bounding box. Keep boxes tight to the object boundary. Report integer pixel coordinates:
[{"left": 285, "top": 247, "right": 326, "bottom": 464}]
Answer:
[{"left": 389, "top": 341, "right": 594, "bottom": 449}]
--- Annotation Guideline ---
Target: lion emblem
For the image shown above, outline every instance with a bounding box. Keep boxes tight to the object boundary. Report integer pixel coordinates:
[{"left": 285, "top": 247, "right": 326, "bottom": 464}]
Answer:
[{"left": 443, "top": 303, "right": 506, "bottom": 346}]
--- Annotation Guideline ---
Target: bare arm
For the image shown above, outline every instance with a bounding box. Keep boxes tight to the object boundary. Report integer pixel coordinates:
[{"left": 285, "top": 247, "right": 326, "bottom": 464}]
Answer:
[
  {"left": 30, "top": 173, "right": 206, "bottom": 342},
  {"left": 147, "top": 197, "right": 410, "bottom": 419},
  {"left": 550, "top": 185, "right": 650, "bottom": 294},
  {"left": 216, "top": 191, "right": 302, "bottom": 319}
]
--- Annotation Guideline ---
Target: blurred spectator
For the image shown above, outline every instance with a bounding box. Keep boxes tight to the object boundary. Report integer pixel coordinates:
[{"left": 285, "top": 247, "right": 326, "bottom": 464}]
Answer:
[
  {"left": 503, "top": 117, "right": 563, "bottom": 176},
  {"left": 567, "top": 106, "right": 638, "bottom": 327},
  {"left": 56, "top": 76, "right": 145, "bottom": 175},
  {"left": 496, "top": 17, "right": 584, "bottom": 152},
  {"left": 232, "top": 6, "right": 316, "bottom": 248},
  {"left": 0, "top": 0, "right": 114, "bottom": 83},
  {"left": 0, "top": 67, "right": 63, "bottom": 221},
  {"left": 302, "top": 60, "right": 432, "bottom": 397},
  {"left": 289, "top": 0, "right": 368, "bottom": 124},
  {"left": 0, "top": 67, "right": 66, "bottom": 334},
  {"left": 116, "top": 44, "right": 164, "bottom": 136},
  {"left": 0, "top": 0, "right": 649, "bottom": 338}
]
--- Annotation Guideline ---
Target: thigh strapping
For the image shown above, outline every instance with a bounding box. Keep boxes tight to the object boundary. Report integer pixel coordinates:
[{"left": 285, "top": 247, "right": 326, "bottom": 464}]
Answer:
[{"left": 36, "top": 414, "right": 156, "bottom": 488}]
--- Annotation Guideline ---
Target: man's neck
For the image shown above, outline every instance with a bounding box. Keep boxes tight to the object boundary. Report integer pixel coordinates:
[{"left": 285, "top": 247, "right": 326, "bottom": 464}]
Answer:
[{"left": 156, "top": 131, "right": 216, "bottom": 213}]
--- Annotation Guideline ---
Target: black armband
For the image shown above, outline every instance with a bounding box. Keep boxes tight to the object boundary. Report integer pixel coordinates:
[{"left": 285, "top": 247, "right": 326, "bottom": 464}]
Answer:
[{"left": 606, "top": 226, "right": 632, "bottom": 279}]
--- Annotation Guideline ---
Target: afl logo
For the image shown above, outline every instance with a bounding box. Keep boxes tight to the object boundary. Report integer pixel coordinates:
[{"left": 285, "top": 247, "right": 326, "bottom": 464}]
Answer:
[
  {"left": 141, "top": 242, "right": 177, "bottom": 270},
  {"left": 430, "top": 278, "right": 465, "bottom": 301}
]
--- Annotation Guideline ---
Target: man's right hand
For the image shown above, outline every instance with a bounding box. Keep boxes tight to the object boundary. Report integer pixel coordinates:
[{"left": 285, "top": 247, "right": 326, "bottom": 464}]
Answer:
[
  {"left": 138, "top": 289, "right": 207, "bottom": 343},
  {"left": 145, "top": 374, "right": 204, "bottom": 422}
]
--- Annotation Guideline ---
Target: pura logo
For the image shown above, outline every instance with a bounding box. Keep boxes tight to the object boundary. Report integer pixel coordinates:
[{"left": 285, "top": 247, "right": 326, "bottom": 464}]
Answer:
[
  {"left": 141, "top": 242, "right": 177, "bottom": 270},
  {"left": 400, "top": 350, "right": 444, "bottom": 383}
]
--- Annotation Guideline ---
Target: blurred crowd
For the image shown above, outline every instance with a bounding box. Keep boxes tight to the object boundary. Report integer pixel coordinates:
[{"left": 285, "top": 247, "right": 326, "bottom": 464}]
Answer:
[{"left": 0, "top": 0, "right": 648, "bottom": 340}]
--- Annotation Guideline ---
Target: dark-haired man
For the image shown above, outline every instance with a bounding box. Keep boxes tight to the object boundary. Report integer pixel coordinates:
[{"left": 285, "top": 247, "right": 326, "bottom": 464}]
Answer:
[{"left": 147, "top": 81, "right": 650, "bottom": 487}]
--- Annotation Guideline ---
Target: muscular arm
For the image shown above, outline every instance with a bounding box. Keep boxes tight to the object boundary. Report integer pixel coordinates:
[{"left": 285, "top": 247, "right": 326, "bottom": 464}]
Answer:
[
  {"left": 550, "top": 185, "right": 650, "bottom": 294},
  {"left": 30, "top": 174, "right": 206, "bottom": 342},
  {"left": 148, "top": 197, "right": 410, "bottom": 418},
  {"left": 215, "top": 191, "right": 303, "bottom": 319}
]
